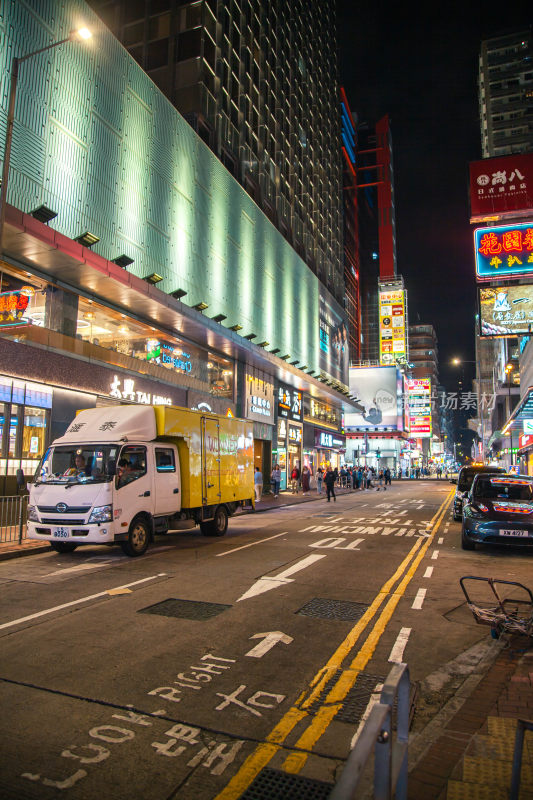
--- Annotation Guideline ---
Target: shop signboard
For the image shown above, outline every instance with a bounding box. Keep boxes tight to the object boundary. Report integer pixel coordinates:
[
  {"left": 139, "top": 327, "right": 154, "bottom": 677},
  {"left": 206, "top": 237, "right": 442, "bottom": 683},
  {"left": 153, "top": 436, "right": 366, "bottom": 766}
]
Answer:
[
  {"left": 277, "top": 383, "right": 303, "bottom": 422},
  {"left": 479, "top": 283, "right": 533, "bottom": 337},
  {"left": 345, "top": 366, "right": 402, "bottom": 430},
  {"left": 378, "top": 287, "right": 406, "bottom": 365},
  {"left": 475, "top": 221, "right": 533, "bottom": 281},
  {"left": 314, "top": 430, "right": 346, "bottom": 449},
  {"left": 318, "top": 287, "right": 349, "bottom": 384},
  {"left": 245, "top": 371, "right": 274, "bottom": 424},
  {"left": 406, "top": 378, "right": 432, "bottom": 438},
  {"left": 519, "top": 433, "right": 533, "bottom": 449},
  {"left": 523, "top": 419, "right": 533, "bottom": 434},
  {"left": 469, "top": 153, "right": 533, "bottom": 223},
  {"left": 0, "top": 288, "right": 31, "bottom": 326}
]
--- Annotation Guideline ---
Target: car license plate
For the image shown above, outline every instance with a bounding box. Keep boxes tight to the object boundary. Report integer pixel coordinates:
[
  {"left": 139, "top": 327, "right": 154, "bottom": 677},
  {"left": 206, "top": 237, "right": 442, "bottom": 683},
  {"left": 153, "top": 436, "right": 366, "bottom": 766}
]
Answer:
[
  {"left": 53, "top": 527, "right": 69, "bottom": 538},
  {"left": 499, "top": 529, "right": 529, "bottom": 538}
]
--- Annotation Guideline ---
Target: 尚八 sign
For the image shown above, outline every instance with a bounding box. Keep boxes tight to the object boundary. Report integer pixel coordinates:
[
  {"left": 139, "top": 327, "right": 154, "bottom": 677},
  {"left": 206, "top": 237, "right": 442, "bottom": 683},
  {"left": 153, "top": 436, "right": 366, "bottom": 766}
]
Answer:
[
  {"left": 379, "top": 287, "right": 406, "bottom": 366},
  {"left": 475, "top": 222, "right": 533, "bottom": 280},
  {"left": 479, "top": 283, "right": 533, "bottom": 337},
  {"left": 469, "top": 154, "right": 533, "bottom": 223}
]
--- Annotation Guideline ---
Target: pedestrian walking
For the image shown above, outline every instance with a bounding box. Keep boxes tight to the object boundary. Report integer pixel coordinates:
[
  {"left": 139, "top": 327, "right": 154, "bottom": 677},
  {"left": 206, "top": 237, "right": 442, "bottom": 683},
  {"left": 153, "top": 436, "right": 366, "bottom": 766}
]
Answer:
[
  {"left": 316, "top": 466, "right": 324, "bottom": 494},
  {"left": 384, "top": 467, "right": 391, "bottom": 486},
  {"left": 302, "top": 464, "right": 311, "bottom": 495},
  {"left": 271, "top": 464, "right": 281, "bottom": 497},
  {"left": 324, "top": 466, "right": 336, "bottom": 502},
  {"left": 254, "top": 466, "right": 263, "bottom": 502},
  {"left": 290, "top": 464, "right": 300, "bottom": 493}
]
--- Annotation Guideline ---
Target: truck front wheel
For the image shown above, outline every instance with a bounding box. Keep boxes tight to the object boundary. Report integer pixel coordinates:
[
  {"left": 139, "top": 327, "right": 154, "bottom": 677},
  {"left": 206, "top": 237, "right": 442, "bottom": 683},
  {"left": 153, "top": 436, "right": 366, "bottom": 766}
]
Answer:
[
  {"left": 200, "top": 505, "right": 228, "bottom": 537},
  {"left": 121, "top": 517, "right": 150, "bottom": 556}
]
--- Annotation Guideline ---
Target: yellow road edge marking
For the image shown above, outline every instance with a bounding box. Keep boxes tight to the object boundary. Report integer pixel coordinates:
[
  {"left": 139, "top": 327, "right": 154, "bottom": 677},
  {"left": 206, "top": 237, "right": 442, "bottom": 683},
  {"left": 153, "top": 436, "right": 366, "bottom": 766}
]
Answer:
[
  {"left": 215, "top": 489, "right": 454, "bottom": 798},
  {"left": 285, "top": 489, "right": 454, "bottom": 764}
]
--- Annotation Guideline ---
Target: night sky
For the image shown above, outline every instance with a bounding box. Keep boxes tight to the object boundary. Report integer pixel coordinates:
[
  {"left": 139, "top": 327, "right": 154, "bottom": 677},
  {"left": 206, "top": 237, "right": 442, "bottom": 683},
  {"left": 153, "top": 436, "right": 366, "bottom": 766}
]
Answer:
[{"left": 337, "top": 1, "right": 529, "bottom": 389}]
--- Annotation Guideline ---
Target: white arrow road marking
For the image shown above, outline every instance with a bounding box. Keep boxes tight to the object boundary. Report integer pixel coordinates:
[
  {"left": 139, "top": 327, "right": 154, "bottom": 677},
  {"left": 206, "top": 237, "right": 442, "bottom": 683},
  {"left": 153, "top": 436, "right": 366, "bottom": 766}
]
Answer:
[
  {"left": 0, "top": 574, "right": 167, "bottom": 631},
  {"left": 245, "top": 631, "right": 294, "bottom": 658},
  {"left": 236, "top": 554, "right": 326, "bottom": 602}
]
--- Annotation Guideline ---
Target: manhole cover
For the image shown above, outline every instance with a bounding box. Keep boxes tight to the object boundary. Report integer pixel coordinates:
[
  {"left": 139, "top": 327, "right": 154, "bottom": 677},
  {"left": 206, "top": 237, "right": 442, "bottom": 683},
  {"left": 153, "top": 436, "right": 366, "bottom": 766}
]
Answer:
[
  {"left": 139, "top": 598, "right": 231, "bottom": 620},
  {"left": 297, "top": 598, "right": 369, "bottom": 621},
  {"left": 239, "top": 767, "right": 333, "bottom": 799},
  {"left": 335, "top": 672, "right": 385, "bottom": 724}
]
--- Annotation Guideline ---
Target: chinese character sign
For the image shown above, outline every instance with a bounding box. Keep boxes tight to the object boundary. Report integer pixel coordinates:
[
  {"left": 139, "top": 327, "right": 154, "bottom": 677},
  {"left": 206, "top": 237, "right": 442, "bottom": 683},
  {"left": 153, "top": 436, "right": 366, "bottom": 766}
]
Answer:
[
  {"left": 469, "top": 153, "right": 533, "bottom": 221},
  {"left": 406, "top": 378, "right": 432, "bottom": 438},
  {"left": 379, "top": 288, "right": 406, "bottom": 366},
  {"left": 0, "top": 290, "right": 30, "bottom": 326},
  {"left": 475, "top": 222, "right": 533, "bottom": 280},
  {"left": 479, "top": 283, "right": 533, "bottom": 337}
]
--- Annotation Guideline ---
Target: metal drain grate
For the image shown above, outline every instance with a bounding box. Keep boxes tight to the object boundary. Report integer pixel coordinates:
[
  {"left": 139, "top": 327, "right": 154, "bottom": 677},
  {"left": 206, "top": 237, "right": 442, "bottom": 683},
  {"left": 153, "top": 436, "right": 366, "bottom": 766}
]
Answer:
[
  {"left": 335, "top": 672, "right": 385, "bottom": 724},
  {"left": 239, "top": 767, "right": 333, "bottom": 799},
  {"left": 139, "top": 598, "right": 231, "bottom": 620},
  {"left": 297, "top": 597, "right": 369, "bottom": 621}
]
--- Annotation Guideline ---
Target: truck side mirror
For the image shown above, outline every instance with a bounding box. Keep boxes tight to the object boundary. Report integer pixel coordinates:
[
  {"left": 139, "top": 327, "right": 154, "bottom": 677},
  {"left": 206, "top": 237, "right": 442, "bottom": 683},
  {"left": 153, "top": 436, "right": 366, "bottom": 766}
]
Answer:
[
  {"left": 107, "top": 459, "right": 116, "bottom": 477},
  {"left": 16, "top": 468, "right": 26, "bottom": 489}
]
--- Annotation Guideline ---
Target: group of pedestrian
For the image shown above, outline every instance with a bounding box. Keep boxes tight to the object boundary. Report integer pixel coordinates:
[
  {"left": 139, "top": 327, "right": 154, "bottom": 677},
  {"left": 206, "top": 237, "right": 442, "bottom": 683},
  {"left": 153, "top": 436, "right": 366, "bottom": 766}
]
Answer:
[{"left": 256, "top": 462, "right": 395, "bottom": 503}]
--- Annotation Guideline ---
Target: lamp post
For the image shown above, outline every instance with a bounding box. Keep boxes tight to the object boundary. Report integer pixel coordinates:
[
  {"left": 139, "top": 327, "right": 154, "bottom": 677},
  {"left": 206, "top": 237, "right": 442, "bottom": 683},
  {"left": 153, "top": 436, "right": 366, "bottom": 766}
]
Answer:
[
  {"left": 452, "top": 357, "right": 484, "bottom": 461},
  {"left": 505, "top": 363, "right": 515, "bottom": 467},
  {"left": 0, "top": 26, "right": 92, "bottom": 255}
]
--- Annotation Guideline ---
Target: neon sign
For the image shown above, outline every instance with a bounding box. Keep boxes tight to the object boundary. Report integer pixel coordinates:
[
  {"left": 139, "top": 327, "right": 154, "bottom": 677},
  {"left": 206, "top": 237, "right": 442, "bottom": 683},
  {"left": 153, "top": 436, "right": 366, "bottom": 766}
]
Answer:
[
  {"left": 475, "top": 222, "right": 533, "bottom": 280},
  {"left": 0, "top": 290, "right": 30, "bottom": 326}
]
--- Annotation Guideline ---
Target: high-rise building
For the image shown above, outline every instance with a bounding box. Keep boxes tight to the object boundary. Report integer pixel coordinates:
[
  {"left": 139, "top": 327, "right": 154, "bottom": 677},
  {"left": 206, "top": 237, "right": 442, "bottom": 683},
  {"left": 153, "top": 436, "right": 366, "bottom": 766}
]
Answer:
[
  {"left": 479, "top": 27, "right": 533, "bottom": 158},
  {"left": 340, "top": 89, "right": 360, "bottom": 362},
  {"left": 89, "top": 0, "right": 344, "bottom": 303}
]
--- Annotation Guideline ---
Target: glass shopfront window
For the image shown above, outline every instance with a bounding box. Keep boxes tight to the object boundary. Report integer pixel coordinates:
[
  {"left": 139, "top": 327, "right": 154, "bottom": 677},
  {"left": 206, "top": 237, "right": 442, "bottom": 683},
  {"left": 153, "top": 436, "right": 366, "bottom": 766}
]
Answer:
[
  {"left": 304, "top": 396, "right": 340, "bottom": 430},
  {"left": 0, "top": 267, "right": 234, "bottom": 398},
  {"left": 22, "top": 407, "right": 47, "bottom": 459},
  {"left": 0, "top": 377, "right": 52, "bottom": 480}
]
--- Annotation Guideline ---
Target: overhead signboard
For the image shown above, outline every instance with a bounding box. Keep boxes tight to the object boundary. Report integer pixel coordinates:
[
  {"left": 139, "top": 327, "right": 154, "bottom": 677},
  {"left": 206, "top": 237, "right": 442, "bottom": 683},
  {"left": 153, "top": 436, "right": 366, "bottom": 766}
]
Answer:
[
  {"left": 406, "top": 378, "right": 432, "bottom": 438},
  {"left": 277, "top": 383, "right": 303, "bottom": 422},
  {"left": 470, "top": 153, "right": 533, "bottom": 223},
  {"left": 379, "top": 287, "right": 406, "bottom": 365},
  {"left": 479, "top": 284, "right": 533, "bottom": 337},
  {"left": 475, "top": 221, "right": 533, "bottom": 281},
  {"left": 345, "top": 366, "right": 402, "bottom": 430}
]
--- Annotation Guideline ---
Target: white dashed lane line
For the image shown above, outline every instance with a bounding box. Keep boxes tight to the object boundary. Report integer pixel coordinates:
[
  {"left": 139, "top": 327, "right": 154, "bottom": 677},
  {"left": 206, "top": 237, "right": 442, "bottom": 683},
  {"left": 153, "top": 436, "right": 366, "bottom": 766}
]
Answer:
[
  {"left": 423, "top": 566, "right": 433, "bottom": 578},
  {"left": 411, "top": 588, "right": 427, "bottom": 610}
]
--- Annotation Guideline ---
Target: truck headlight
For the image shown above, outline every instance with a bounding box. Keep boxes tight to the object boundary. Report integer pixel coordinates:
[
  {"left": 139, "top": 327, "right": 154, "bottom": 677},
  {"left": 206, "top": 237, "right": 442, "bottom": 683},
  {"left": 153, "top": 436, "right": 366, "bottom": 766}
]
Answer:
[
  {"left": 28, "top": 505, "right": 39, "bottom": 522},
  {"left": 89, "top": 505, "right": 112, "bottom": 523}
]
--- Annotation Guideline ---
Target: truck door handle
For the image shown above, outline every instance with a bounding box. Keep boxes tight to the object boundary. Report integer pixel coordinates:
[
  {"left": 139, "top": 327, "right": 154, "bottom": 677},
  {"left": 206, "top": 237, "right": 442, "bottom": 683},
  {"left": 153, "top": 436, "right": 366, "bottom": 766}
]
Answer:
[
  {"left": 140, "top": 490, "right": 151, "bottom": 497},
  {"left": 173, "top": 488, "right": 179, "bottom": 494}
]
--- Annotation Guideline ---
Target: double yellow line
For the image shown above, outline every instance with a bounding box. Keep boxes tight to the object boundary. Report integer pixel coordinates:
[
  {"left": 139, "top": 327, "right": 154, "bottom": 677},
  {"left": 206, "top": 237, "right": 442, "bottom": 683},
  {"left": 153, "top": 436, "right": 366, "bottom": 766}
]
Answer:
[{"left": 215, "top": 489, "right": 454, "bottom": 799}]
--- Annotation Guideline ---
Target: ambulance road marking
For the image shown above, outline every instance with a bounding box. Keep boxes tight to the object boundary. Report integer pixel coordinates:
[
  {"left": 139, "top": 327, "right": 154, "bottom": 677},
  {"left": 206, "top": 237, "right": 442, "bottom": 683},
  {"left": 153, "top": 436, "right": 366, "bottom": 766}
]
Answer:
[
  {"left": 0, "top": 575, "right": 167, "bottom": 631},
  {"left": 245, "top": 632, "right": 293, "bottom": 658},
  {"left": 388, "top": 627, "right": 411, "bottom": 663},
  {"left": 236, "top": 555, "right": 326, "bottom": 602},
  {"left": 216, "top": 532, "right": 288, "bottom": 556},
  {"left": 215, "top": 490, "right": 454, "bottom": 798},
  {"left": 412, "top": 588, "right": 427, "bottom": 610}
]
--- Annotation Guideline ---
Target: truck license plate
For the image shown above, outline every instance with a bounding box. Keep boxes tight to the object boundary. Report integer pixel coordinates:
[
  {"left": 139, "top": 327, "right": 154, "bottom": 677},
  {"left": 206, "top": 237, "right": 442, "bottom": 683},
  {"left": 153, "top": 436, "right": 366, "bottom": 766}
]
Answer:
[
  {"left": 499, "top": 529, "right": 528, "bottom": 537},
  {"left": 53, "top": 527, "right": 69, "bottom": 538}
]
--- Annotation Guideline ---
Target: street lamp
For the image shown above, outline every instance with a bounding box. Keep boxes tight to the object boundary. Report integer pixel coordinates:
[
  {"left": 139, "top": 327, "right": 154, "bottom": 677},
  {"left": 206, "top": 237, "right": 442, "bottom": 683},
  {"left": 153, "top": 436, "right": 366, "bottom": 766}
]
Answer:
[
  {"left": 452, "top": 357, "right": 484, "bottom": 461},
  {"left": 0, "top": 26, "right": 92, "bottom": 254},
  {"left": 505, "top": 363, "right": 515, "bottom": 467}
]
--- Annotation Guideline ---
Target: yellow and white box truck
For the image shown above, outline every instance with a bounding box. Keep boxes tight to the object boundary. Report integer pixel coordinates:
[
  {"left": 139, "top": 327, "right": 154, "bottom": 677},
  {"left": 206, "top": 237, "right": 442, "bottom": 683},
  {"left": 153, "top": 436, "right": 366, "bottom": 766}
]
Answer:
[{"left": 26, "top": 404, "right": 255, "bottom": 556}]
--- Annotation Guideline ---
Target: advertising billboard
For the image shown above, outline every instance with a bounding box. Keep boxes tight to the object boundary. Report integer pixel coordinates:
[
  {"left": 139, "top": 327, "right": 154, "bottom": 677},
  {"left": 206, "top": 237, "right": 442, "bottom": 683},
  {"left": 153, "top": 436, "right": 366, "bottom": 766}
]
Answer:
[
  {"left": 470, "top": 153, "right": 533, "bottom": 223},
  {"left": 475, "top": 221, "right": 533, "bottom": 280},
  {"left": 379, "top": 288, "right": 406, "bottom": 365},
  {"left": 277, "top": 383, "right": 303, "bottom": 422},
  {"left": 319, "top": 287, "right": 349, "bottom": 384},
  {"left": 479, "top": 284, "right": 533, "bottom": 337},
  {"left": 406, "top": 378, "right": 432, "bottom": 438},
  {"left": 345, "top": 366, "right": 402, "bottom": 430}
]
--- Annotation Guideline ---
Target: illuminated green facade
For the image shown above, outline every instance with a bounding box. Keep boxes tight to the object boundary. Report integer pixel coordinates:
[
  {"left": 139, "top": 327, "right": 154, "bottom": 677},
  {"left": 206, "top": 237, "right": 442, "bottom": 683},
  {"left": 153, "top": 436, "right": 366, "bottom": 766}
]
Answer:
[{"left": 0, "top": 0, "right": 346, "bottom": 381}]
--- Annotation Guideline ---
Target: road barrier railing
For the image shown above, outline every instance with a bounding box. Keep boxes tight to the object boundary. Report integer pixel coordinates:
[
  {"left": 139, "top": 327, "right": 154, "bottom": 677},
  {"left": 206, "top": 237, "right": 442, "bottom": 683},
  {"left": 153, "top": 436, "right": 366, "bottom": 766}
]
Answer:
[
  {"left": 0, "top": 495, "right": 28, "bottom": 544},
  {"left": 329, "top": 662, "right": 409, "bottom": 800}
]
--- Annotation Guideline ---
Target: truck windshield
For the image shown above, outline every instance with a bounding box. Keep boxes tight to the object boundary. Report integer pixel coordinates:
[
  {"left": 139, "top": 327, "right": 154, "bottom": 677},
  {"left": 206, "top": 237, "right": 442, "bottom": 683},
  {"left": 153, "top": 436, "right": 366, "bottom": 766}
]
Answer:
[{"left": 35, "top": 445, "right": 119, "bottom": 486}]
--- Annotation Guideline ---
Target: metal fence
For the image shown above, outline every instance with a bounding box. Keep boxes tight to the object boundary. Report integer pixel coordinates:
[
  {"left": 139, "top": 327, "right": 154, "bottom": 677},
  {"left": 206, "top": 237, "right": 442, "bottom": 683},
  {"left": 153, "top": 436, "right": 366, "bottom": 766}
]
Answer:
[
  {"left": 0, "top": 495, "right": 28, "bottom": 544},
  {"left": 330, "top": 662, "right": 409, "bottom": 800}
]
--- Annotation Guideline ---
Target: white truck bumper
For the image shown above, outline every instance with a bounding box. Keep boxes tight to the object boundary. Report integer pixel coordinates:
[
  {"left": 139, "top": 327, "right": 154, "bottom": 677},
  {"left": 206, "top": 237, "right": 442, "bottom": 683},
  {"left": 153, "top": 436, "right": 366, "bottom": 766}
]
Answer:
[{"left": 27, "top": 521, "right": 117, "bottom": 545}]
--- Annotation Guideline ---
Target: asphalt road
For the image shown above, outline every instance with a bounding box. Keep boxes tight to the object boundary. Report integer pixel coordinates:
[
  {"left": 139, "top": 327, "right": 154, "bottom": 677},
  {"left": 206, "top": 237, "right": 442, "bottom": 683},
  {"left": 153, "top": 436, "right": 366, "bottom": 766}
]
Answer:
[{"left": 2, "top": 480, "right": 533, "bottom": 799}]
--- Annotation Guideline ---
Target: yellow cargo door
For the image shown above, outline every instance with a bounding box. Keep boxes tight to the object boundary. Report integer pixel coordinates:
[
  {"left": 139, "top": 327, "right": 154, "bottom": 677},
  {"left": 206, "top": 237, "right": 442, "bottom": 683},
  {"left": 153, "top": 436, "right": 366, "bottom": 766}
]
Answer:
[{"left": 201, "top": 416, "right": 221, "bottom": 505}]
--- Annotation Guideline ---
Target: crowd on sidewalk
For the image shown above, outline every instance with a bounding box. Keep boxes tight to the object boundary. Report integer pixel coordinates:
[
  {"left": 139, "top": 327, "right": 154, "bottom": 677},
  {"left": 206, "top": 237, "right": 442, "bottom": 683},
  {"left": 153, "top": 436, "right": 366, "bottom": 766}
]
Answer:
[{"left": 257, "top": 463, "right": 395, "bottom": 503}]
